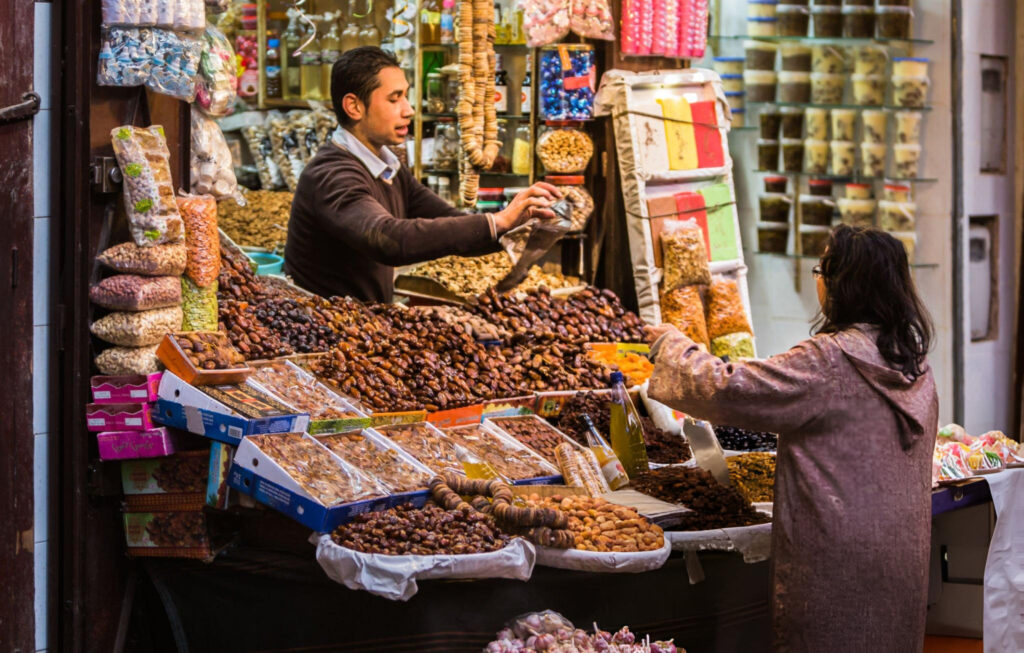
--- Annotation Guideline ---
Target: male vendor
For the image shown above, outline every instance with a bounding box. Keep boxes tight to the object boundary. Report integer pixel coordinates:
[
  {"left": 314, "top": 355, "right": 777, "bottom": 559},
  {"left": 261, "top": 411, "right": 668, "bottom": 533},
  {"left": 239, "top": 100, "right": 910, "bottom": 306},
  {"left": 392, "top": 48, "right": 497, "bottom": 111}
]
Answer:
[{"left": 286, "top": 46, "right": 559, "bottom": 302}]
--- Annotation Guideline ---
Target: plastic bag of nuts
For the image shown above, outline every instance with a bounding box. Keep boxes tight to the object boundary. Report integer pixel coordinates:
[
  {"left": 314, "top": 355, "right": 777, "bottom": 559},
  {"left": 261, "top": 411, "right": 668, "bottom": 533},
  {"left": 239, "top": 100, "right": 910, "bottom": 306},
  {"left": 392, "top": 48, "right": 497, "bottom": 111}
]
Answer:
[
  {"left": 90, "top": 275, "right": 182, "bottom": 311},
  {"left": 180, "top": 277, "right": 218, "bottom": 331},
  {"left": 536, "top": 122, "right": 594, "bottom": 173},
  {"left": 659, "top": 285, "right": 710, "bottom": 349},
  {"left": 91, "top": 305, "right": 184, "bottom": 347},
  {"left": 705, "top": 276, "right": 752, "bottom": 340},
  {"left": 97, "top": 241, "right": 187, "bottom": 276},
  {"left": 110, "top": 125, "right": 185, "bottom": 247},
  {"left": 544, "top": 175, "right": 594, "bottom": 232},
  {"left": 176, "top": 194, "right": 221, "bottom": 288},
  {"left": 660, "top": 221, "right": 711, "bottom": 290},
  {"left": 95, "top": 344, "right": 161, "bottom": 375}
]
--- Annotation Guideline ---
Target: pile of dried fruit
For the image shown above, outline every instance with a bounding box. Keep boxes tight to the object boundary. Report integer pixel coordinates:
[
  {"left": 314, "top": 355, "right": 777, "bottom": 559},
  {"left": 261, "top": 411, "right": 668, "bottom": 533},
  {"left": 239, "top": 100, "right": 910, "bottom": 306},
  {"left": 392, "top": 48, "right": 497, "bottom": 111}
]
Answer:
[
  {"left": 521, "top": 494, "right": 665, "bottom": 552},
  {"left": 630, "top": 467, "right": 769, "bottom": 531},
  {"left": 407, "top": 253, "right": 580, "bottom": 298},
  {"left": 330, "top": 503, "right": 510, "bottom": 555},
  {"left": 588, "top": 348, "right": 654, "bottom": 387},
  {"left": 726, "top": 453, "right": 775, "bottom": 503}
]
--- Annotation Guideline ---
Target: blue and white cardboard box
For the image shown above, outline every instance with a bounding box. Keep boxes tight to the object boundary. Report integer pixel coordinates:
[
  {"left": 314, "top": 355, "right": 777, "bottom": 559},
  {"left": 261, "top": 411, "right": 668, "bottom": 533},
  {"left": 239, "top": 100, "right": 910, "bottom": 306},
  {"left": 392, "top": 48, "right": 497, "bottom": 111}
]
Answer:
[
  {"left": 153, "top": 372, "right": 310, "bottom": 446},
  {"left": 227, "top": 433, "right": 428, "bottom": 532}
]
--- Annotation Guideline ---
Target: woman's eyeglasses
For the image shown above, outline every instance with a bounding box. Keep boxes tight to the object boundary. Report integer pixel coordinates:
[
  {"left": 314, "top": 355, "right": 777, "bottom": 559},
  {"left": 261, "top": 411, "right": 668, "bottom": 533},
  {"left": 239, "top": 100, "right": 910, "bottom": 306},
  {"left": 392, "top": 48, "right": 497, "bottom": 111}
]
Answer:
[{"left": 812, "top": 265, "right": 823, "bottom": 278}]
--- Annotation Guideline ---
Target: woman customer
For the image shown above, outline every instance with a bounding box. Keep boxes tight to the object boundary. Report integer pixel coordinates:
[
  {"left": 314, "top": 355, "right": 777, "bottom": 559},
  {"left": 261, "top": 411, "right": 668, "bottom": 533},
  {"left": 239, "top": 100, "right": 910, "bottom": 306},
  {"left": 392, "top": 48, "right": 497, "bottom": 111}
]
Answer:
[{"left": 646, "top": 225, "right": 938, "bottom": 653}]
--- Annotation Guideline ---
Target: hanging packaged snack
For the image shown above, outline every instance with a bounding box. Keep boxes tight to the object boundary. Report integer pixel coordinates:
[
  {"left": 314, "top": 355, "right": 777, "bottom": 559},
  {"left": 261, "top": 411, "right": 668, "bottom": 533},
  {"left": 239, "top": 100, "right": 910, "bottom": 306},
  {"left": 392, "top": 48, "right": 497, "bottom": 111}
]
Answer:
[
  {"left": 97, "top": 27, "right": 156, "bottom": 87},
  {"left": 570, "top": 0, "right": 615, "bottom": 40},
  {"left": 705, "top": 276, "right": 752, "bottom": 340},
  {"left": 90, "top": 275, "right": 182, "bottom": 311},
  {"left": 521, "top": 0, "right": 571, "bottom": 47},
  {"left": 710, "top": 332, "right": 755, "bottom": 360},
  {"left": 176, "top": 194, "right": 221, "bottom": 288},
  {"left": 554, "top": 443, "right": 610, "bottom": 496},
  {"left": 95, "top": 345, "right": 162, "bottom": 376},
  {"left": 266, "top": 113, "right": 306, "bottom": 191},
  {"left": 110, "top": 125, "right": 184, "bottom": 247},
  {"left": 660, "top": 220, "right": 711, "bottom": 290},
  {"left": 190, "top": 107, "right": 243, "bottom": 204},
  {"left": 146, "top": 30, "right": 201, "bottom": 102},
  {"left": 97, "top": 241, "right": 187, "bottom": 276},
  {"left": 195, "top": 26, "right": 237, "bottom": 117},
  {"left": 91, "top": 305, "right": 184, "bottom": 347},
  {"left": 180, "top": 277, "right": 219, "bottom": 331},
  {"left": 659, "top": 285, "right": 710, "bottom": 349},
  {"left": 241, "top": 124, "right": 285, "bottom": 190},
  {"left": 538, "top": 44, "right": 596, "bottom": 121}
]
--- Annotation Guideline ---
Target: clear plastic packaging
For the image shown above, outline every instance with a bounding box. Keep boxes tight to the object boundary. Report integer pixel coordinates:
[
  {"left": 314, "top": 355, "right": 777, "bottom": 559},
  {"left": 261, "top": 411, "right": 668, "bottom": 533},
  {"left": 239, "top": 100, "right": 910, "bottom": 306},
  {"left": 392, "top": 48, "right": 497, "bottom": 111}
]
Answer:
[
  {"left": 829, "top": 108, "right": 855, "bottom": 140},
  {"left": 807, "top": 179, "right": 833, "bottom": 197},
  {"left": 180, "top": 277, "right": 218, "bottom": 331},
  {"left": 190, "top": 107, "right": 243, "bottom": 203},
  {"left": 242, "top": 124, "right": 286, "bottom": 190},
  {"left": 97, "top": 241, "right": 187, "bottom": 276},
  {"left": 853, "top": 46, "right": 887, "bottom": 76},
  {"left": 810, "top": 72, "right": 844, "bottom": 104},
  {"left": 764, "top": 175, "right": 788, "bottom": 193},
  {"left": 800, "top": 194, "right": 836, "bottom": 226},
  {"left": 660, "top": 285, "right": 710, "bottom": 349},
  {"left": 780, "top": 43, "right": 811, "bottom": 72},
  {"left": 661, "top": 220, "right": 711, "bottom": 289},
  {"left": 266, "top": 112, "right": 306, "bottom": 191},
  {"left": 777, "top": 71, "right": 811, "bottom": 103},
  {"left": 851, "top": 74, "right": 885, "bottom": 106},
  {"left": 570, "top": 0, "right": 615, "bottom": 40},
  {"left": 803, "top": 138, "right": 828, "bottom": 174},
  {"left": 318, "top": 431, "right": 435, "bottom": 493},
  {"left": 97, "top": 27, "right": 155, "bottom": 87},
  {"left": 710, "top": 332, "right": 755, "bottom": 360},
  {"left": 176, "top": 194, "right": 221, "bottom": 288},
  {"left": 95, "top": 345, "right": 162, "bottom": 375},
  {"left": 90, "top": 305, "right": 184, "bottom": 347},
  {"left": 377, "top": 423, "right": 464, "bottom": 476},
  {"left": 894, "top": 110, "right": 923, "bottom": 144},
  {"left": 776, "top": 4, "right": 810, "bottom": 36},
  {"left": 90, "top": 275, "right": 182, "bottom": 311},
  {"left": 759, "top": 193, "right": 792, "bottom": 223},
  {"left": 804, "top": 107, "right": 828, "bottom": 140},
  {"left": 892, "top": 75, "right": 929, "bottom": 108},
  {"left": 757, "top": 222, "right": 789, "bottom": 254},
  {"left": 195, "top": 26, "right": 237, "bottom": 117},
  {"left": 892, "top": 143, "right": 921, "bottom": 178},
  {"left": 829, "top": 140, "right": 856, "bottom": 176},
  {"left": 811, "top": 45, "right": 844, "bottom": 74},
  {"left": 705, "top": 277, "right": 752, "bottom": 340},
  {"left": 878, "top": 200, "right": 916, "bottom": 231},
  {"left": 842, "top": 5, "right": 875, "bottom": 38},
  {"left": 712, "top": 57, "right": 745, "bottom": 76},
  {"left": 443, "top": 424, "right": 559, "bottom": 480},
  {"left": 620, "top": 0, "right": 653, "bottom": 55},
  {"left": 861, "top": 109, "right": 887, "bottom": 143},
  {"left": 757, "top": 139, "right": 780, "bottom": 170},
  {"left": 892, "top": 56, "right": 928, "bottom": 77},
  {"left": 781, "top": 138, "right": 805, "bottom": 172},
  {"left": 799, "top": 224, "right": 830, "bottom": 256},
  {"left": 860, "top": 142, "right": 886, "bottom": 177},
  {"left": 522, "top": 0, "right": 571, "bottom": 47},
  {"left": 545, "top": 175, "right": 594, "bottom": 232},
  {"left": 744, "top": 40, "right": 777, "bottom": 71},
  {"left": 555, "top": 442, "right": 611, "bottom": 496},
  {"left": 837, "top": 197, "right": 876, "bottom": 226},
  {"left": 743, "top": 70, "right": 777, "bottom": 102},
  {"left": 747, "top": 16, "right": 778, "bottom": 37},
  {"left": 759, "top": 109, "right": 781, "bottom": 139},
  {"left": 110, "top": 125, "right": 184, "bottom": 246},
  {"left": 536, "top": 122, "right": 594, "bottom": 173},
  {"left": 876, "top": 6, "right": 913, "bottom": 40},
  {"left": 844, "top": 182, "right": 872, "bottom": 199},
  {"left": 882, "top": 183, "right": 911, "bottom": 202},
  {"left": 538, "top": 45, "right": 596, "bottom": 120},
  {"left": 811, "top": 6, "right": 842, "bottom": 37},
  {"left": 146, "top": 30, "right": 201, "bottom": 102}
]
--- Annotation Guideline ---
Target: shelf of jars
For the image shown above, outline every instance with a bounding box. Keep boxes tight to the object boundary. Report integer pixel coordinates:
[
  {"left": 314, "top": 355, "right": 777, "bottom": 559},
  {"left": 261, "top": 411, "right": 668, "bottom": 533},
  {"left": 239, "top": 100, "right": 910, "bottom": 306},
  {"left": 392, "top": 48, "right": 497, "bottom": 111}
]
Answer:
[
  {"left": 711, "top": 35, "right": 932, "bottom": 46},
  {"left": 757, "top": 170, "right": 937, "bottom": 183},
  {"left": 752, "top": 251, "right": 938, "bottom": 269}
]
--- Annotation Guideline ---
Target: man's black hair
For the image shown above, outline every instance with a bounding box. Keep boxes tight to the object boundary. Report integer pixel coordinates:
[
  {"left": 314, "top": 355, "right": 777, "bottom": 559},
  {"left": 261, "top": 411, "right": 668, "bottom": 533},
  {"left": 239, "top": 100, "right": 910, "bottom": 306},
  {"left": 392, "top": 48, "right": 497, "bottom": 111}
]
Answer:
[{"left": 330, "top": 46, "right": 402, "bottom": 127}]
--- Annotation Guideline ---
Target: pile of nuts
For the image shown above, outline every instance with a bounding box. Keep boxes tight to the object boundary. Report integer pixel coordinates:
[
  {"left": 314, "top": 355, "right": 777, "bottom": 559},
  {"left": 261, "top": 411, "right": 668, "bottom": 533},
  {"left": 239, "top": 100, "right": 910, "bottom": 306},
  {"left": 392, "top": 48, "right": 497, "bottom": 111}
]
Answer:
[
  {"left": 318, "top": 433, "right": 432, "bottom": 493},
  {"left": 490, "top": 417, "right": 573, "bottom": 464},
  {"left": 536, "top": 128, "right": 595, "bottom": 173},
  {"left": 522, "top": 494, "right": 665, "bottom": 553},
  {"left": 726, "top": 453, "right": 775, "bottom": 503},
  {"left": 217, "top": 190, "right": 293, "bottom": 251},
  {"left": 330, "top": 503, "right": 511, "bottom": 556},
  {"left": 173, "top": 331, "right": 247, "bottom": 370},
  {"left": 630, "top": 467, "right": 770, "bottom": 531},
  {"left": 408, "top": 253, "right": 580, "bottom": 299},
  {"left": 640, "top": 417, "right": 692, "bottom": 465}
]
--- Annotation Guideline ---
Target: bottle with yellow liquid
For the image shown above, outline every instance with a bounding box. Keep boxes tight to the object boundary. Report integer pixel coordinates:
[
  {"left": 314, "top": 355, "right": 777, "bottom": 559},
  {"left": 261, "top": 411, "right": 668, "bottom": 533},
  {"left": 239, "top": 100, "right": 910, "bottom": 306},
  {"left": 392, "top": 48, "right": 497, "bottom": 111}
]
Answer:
[
  {"left": 582, "top": 414, "right": 629, "bottom": 490},
  {"left": 454, "top": 443, "right": 529, "bottom": 505},
  {"left": 300, "top": 17, "right": 323, "bottom": 100},
  {"left": 320, "top": 13, "right": 342, "bottom": 100},
  {"left": 608, "top": 371, "right": 650, "bottom": 478}
]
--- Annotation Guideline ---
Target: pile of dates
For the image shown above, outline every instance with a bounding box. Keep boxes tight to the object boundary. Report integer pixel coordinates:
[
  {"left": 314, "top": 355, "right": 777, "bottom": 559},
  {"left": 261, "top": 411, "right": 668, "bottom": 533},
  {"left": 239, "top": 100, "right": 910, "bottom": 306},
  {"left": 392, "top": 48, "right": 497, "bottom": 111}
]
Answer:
[
  {"left": 174, "top": 331, "right": 246, "bottom": 370},
  {"left": 330, "top": 503, "right": 510, "bottom": 556}
]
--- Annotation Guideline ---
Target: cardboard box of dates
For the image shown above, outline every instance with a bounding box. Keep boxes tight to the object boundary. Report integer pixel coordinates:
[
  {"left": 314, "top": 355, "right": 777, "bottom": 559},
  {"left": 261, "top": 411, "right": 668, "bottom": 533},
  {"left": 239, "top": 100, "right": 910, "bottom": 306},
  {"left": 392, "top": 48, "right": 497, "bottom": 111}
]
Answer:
[{"left": 153, "top": 371, "right": 310, "bottom": 446}]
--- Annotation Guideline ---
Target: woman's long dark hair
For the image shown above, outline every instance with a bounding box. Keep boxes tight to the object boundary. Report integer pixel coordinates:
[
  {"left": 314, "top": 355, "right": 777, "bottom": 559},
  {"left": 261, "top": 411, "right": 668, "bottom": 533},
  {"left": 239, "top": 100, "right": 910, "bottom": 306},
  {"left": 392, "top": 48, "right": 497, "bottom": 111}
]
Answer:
[{"left": 813, "top": 225, "right": 933, "bottom": 378}]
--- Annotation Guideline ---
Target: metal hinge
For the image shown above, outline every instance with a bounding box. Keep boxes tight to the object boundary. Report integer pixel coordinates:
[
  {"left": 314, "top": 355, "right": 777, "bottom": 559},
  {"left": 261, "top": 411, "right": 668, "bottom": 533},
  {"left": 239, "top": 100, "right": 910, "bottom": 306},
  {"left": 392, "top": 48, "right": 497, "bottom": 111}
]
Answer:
[
  {"left": 91, "top": 157, "right": 123, "bottom": 194},
  {"left": 0, "top": 91, "right": 41, "bottom": 125}
]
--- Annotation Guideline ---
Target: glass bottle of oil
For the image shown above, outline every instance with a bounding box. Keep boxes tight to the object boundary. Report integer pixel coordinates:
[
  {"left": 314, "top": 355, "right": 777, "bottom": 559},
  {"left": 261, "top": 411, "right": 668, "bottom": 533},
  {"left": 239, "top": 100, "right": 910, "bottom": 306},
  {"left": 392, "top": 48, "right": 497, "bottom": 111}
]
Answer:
[
  {"left": 341, "top": 0, "right": 361, "bottom": 51},
  {"left": 320, "top": 13, "right": 342, "bottom": 100},
  {"left": 282, "top": 12, "right": 303, "bottom": 100},
  {"left": 608, "top": 371, "right": 649, "bottom": 477},
  {"left": 300, "top": 17, "right": 323, "bottom": 100},
  {"left": 582, "top": 414, "right": 629, "bottom": 490}
]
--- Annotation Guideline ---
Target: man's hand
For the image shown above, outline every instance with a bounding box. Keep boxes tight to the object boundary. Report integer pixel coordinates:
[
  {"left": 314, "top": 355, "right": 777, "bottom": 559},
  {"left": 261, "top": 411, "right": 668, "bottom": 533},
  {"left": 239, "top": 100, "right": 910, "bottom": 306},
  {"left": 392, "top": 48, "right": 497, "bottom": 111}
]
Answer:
[{"left": 491, "top": 182, "right": 561, "bottom": 234}]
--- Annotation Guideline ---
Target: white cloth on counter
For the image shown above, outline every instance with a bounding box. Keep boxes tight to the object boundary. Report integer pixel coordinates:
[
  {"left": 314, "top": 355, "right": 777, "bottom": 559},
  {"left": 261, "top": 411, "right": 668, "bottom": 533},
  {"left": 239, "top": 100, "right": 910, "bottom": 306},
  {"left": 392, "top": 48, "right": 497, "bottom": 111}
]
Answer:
[
  {"left": 982, "top": 468, "right": 1024, "bottom": 653},
  {"left": 534, "top": 537, "right": 672, "bottom": 573}
]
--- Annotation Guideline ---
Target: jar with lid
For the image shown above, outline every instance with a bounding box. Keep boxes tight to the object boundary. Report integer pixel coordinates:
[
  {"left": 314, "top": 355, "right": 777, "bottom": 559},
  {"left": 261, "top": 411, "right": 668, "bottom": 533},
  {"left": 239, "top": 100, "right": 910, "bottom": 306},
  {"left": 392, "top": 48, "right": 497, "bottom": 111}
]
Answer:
[
  {"left": 434, "top": 119, "right": 459, "bottom": 171},
  {"left": 512, "top": 123, "right": 532, "bottom": 176},
  {"left": 425, "top": 72, "right": 446, "bottom": 114},
  {"left": 445, "top": 73, "right": 461, "bottom": 112},
  {"left": 544, "top": 175, "right": 594, "bottom": 232},
  {"left": 842, "top": 5, "right": 875, "bottom": 38},
  {"left": 776, "top": 5, "right": 810, "bottom": 37},
  {"left": 538, "top": 44, "right": 596, "bottom": 120},
  {"left": 436, "top": 176, "right": 453, "bottom": 204},
  {"left": 491, "top": 119, "right": 511, "bottom": 173},
  {"left": 537, "top": 121, "right": 594, "bottom": 173}
]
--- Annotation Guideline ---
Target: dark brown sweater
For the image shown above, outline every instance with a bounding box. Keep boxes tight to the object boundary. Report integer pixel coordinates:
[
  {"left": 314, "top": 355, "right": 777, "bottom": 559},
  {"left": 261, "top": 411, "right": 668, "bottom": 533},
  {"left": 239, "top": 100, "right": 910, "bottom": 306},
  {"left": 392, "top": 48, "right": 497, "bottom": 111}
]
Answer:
[{"left": 285, "top": 144, "right": 498, "bottom": 302}]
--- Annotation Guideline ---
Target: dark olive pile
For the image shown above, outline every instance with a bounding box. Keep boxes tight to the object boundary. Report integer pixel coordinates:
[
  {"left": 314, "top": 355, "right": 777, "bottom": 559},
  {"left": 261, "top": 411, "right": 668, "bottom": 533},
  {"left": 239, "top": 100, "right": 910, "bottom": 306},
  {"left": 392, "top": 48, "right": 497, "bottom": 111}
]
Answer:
[
  {"left": 713, "top": 425, "right": 778, "bottom": 452},
  {"left": 630, "top": 466, "right": 770, "bottom": 531}
]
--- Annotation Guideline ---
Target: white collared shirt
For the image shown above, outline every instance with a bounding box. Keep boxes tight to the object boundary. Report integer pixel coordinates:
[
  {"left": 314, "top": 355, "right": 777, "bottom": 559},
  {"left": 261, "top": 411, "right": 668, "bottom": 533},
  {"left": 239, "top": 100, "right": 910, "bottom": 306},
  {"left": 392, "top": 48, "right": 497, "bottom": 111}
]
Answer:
[{"left": 331, "top": 126, "right": 400, "bottom": 183}]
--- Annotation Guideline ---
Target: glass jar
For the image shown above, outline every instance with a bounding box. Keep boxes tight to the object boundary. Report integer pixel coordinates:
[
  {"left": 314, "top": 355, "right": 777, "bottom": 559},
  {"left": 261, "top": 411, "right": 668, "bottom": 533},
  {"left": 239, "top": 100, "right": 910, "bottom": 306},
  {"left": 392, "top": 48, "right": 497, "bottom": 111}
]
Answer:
[
  {"left": 492, "top": 119, "right": 511, "bottom": 173},
  {"left": 776, "top": 5, "right": 810, "bottom": 37},
  {"left": 811, "top": 6, "right": 842, "bottom": 37},
  {"left": 538, "top": 44, "right": 596, "bottom": 120},
  {"left": 758, "top": 223, "right": 790, "bottom": 254},
  {"left": 876, "top": 6, "right": 913, "bottom": 40},
  {"left": 512, "top": 124, "right": 532, "bottom": 176},
  {"left": 760, "top": 108, "right": 782, "bottom": 139},
  {"left": 544, "top": 175, "right": 594, "bottom": 232},
  {"left": 434, "top": 119, "right": 459, "bottom": 171},
  {"left": 758, "top": 139, "right": 781, "bottom": 170},
  {"left": 759, "top": 193, "right": 793, "bottom": 222},
  {"left": 800, "top": 195, "right": 836, "bottom": 226},
  {"left": 426, "top": 72, "right": 446, "bottom": 114},
  {"left": 445, "top": 74, "right": 461, "bottom": 113},
  {"left": 536, "top": 121, "right": 594, "bottom": 173},
  {"left": 842, "top": 6, "right": 875, "bottom": 38}
]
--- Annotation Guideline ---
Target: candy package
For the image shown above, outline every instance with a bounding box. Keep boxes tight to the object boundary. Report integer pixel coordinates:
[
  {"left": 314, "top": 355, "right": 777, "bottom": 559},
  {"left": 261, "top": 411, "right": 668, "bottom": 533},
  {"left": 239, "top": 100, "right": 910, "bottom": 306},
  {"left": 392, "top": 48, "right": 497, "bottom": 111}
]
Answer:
[
  {"left": 176, "top": 194, "right": 221, "bottom": 288},
  {"left": 266, "top": 112, "right": 306, "bottom": 192},
  {"left": 570, "top": 0, "right": 614, "bottom": 40},
  {"left": 660, "top": 220, "right": 711, "bottom": 290},
  {"left": 933, "top": 442, "right": 972, "bottom": 484},
  {"left": 520, "top": 0, "right": 570, "bottom": 47},
  {"left": 710, "top": 331, "right": 755, "bottom": 360},
  {"left": 180, "top": 277, "right": 219, "bottom": 331},
  {"left": 190, "top": 107, "right": 243, "bottom": 203},
  {"left": 110, "top": 125, "right": 184, "bottom": 246},
  {"left": 146, "top": 30, "right": 200, "bottom": 101},
  {"left": 659, "top": 285, "right": 709, "bottom": 350},
  {"left": 195, "top": 26, "right": 237, "bottom": 117},
  {"left": 705, "top": 276, "right": 751, "bottom": 340},
  {"left": 242, "top": 124, "right": 285, "bottom": 190},
  {"left": 621, "top": 0, "right": 653, "bottom": 55},
  {"left": 97, "top": 27, "right": 155, "bottom": 87}
]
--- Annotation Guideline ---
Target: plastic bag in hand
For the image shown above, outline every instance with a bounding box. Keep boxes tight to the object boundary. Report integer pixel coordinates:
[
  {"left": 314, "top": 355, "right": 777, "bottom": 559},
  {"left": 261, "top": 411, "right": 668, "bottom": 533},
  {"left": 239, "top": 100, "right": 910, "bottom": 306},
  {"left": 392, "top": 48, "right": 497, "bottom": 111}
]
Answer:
[
  {"left": 570, "top": 0, "right": 614, "bottom": 40},
  {"left": 97, "top": 27, "right": 155, "bottom": 87},
  {"left": 195, "top": 26, "right": 237, "bottom": 117},
  {"left": 190, "top": 106, "right": 244, "bottom": 204},
  {"left": 520, "top": 0, "right": 570, "bottom": 47},
  {"left": 146, "top": 30, "right": 200, "bottom": 102}
]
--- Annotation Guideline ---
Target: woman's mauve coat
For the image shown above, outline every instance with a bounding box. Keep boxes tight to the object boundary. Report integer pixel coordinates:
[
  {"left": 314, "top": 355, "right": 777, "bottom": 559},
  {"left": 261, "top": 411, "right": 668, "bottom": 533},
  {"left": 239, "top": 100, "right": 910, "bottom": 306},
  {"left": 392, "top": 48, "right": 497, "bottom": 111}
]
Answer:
[{"left": 648, "top": 325, "right": 938, "bottom": 653}]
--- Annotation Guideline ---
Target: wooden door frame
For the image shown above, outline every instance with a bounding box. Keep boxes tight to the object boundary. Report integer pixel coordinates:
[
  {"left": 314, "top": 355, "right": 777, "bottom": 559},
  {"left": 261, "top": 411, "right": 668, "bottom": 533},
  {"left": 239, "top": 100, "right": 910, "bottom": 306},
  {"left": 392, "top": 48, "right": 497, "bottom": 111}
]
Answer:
[{"left": 0, "top": 0, "right": 37, "bottom": 649}]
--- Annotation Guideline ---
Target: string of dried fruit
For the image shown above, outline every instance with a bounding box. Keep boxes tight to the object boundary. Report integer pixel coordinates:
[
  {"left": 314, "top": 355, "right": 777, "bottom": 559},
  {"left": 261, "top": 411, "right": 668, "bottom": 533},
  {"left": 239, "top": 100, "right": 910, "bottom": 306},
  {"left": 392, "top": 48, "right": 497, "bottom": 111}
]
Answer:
[{"left": 456, "top": 0, "right": 498, "bottom": 205}]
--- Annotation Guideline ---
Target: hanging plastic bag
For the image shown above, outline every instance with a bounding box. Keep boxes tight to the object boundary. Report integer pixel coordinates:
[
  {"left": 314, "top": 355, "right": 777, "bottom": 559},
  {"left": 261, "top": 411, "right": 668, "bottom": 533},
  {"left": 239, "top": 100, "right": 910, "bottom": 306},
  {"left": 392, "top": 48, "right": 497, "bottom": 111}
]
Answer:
[
  {"left": 570, "top": 0, "right": 614, "bottom": 40},
  {"left": 97, "top": 241, "right": 187, "bottom": 276},
  {"left": 660, "top": 285, "right": 710, "bottom": 350},
  {"left": 660, "top": 219, "right": 711, "bottom": 290},
  {"left": 705, "top": 276, "right": 752, "bottom": 340},
  {"left": 102, "top": 0, "right": 141, "bottom": 27},
  {"left": 205, "top": 0, "right": 230, "bottom": 13},
  {"left": 190, "top": 107, "right": 244, "bottom": 203},
  {"left": 520, "top": 0, "right": 571, "bottom": 47},
  {"left": 110, "top": 125, "right": 184, "bottom": 246},
  {"left": 195, "top": 26, "right": 237, "bottom": 117},
  {"left": 176, "top": 194, "right": 221, "bottom": 288},
  {"left": 242, "top": 124, "right": 285, "bottom": 190},
  {"left": 181, "top": 277, "right": 219, "bottom": 331},
  {"left": 266, "top": 112, "right": 306, "bottom": 191},
  {"left": 97, "top": 27, "right": 155, "bottom": 87},
  {"left": 146, "top": 30, "right": 201, "bottom": 102}
]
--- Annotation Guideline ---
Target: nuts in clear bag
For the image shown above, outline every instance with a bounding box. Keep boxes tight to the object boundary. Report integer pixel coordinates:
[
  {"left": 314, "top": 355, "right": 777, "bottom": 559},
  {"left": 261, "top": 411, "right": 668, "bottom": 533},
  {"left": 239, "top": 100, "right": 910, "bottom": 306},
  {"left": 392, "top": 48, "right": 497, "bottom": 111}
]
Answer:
[
  {"left": 91, "top": 305, "right": 184, "bottom": 347},
  {"left": 554, "top": 442, "right": 610, "bottom": 496},
  {"left": 660, "top": 285, "right": 710, "bottom": 349},
  {"left": 242, "top": 124, "right": 285, "bottom": 190},
  {"left": 111, "top": 125, "right": 184, "bottom": 246},
  {"left": 97, "top": 241, "right": 187, "bottom": 276},
  {"left": 90, "top": 274, "right": 182, "bottom": 311},
  {"left": 176, "top": 194, "right": 221, "bottom": 288},
  {"left": 705, "top": 277, "right": 752, "bottom": 340},
  {"left": 544, "top": 175, "right": 594, "bottom": 231},
  {"left": 660, "top": 222, "right": 711, "bottom": 290},
  {"left": 180, "top": 277, "right": 218, "bottom": 331},
  {"left": 95, "top": 344, "right": 162, "bottom": 375}
]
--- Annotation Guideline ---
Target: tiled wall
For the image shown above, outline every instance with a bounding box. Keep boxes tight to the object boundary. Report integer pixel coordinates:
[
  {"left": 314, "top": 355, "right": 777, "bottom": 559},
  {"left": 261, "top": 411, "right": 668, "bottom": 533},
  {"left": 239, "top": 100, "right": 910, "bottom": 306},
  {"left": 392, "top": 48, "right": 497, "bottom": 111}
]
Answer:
[{"left": 33, "top": 1, "right": 55, "bottom": 651}]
